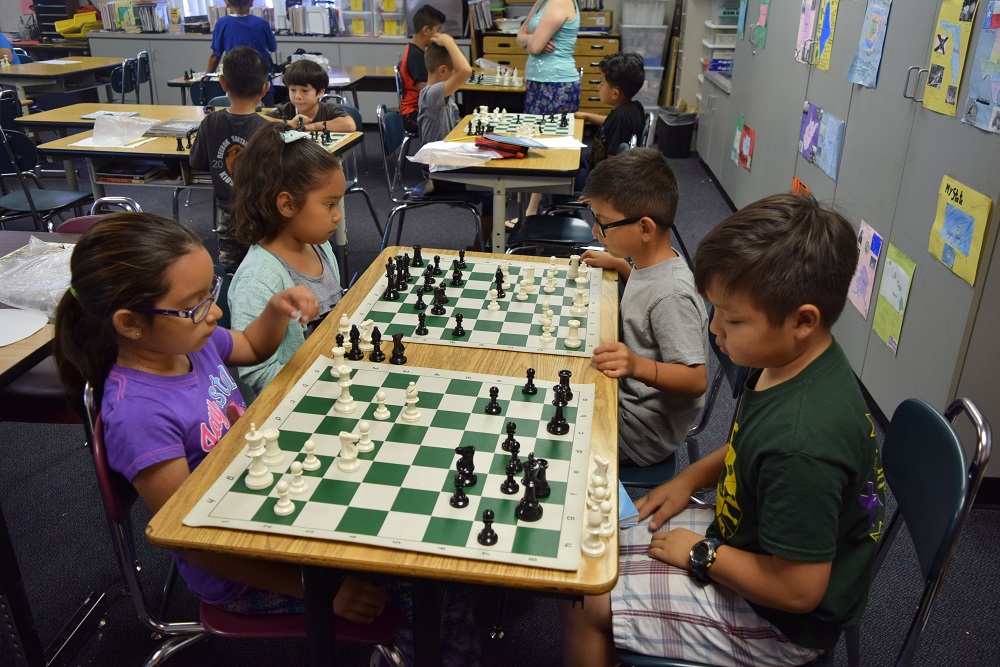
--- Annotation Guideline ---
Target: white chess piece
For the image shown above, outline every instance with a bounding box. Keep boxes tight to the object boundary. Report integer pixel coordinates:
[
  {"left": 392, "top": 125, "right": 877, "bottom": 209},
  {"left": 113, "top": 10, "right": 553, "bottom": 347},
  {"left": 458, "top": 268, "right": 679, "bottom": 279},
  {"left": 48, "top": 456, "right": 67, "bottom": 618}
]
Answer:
[
  {"left": 262, "top": 428, "right": 285, "bottom": 467},
  {"left": 576, "top": 276, "right": 590, "bottom": 306},
  {"left": 516, "top": 279, "right": 529, "bottom": 301},
  {"left": 334, "top": 365, "right": 357, "bottom": 414},
  {"left": 273, "top": 480, "right": 295, "bottom": 516},
  {"left": 288, "top": 461, "right": 309, "bottom": 494},
  {"left": 568, "top": 254, "right": 581, "bottom": 280},
  {"left": 245, "top": 444, "right": 273, "bottom": 490},
  {"left": 359, "top": 319, "right": 375, "bottom": 353},
  {"left": 301, "top": 440, "right": 321, "bottom": 471},
  {"left": 331, "top": 345, "right": 345, "bottom": 369},
  {"left": 373, "top": 390, "right": 391, "bottom": 420},
  {"left": 599, "top": 497, "right": 615, "bottom": 537},
  {"left": 565, "top": 319, "right": 582, "bottom": 349},
  {"left": 587, "top": 479, "right": 607, "bottom": 512},
  {"left": 338, "top": 314, "right": 350, "bottom": 338},
  {"left": 539, "top": 316, "right": 554, "bottom": 344},
  {"left": 578, "top": 260, "right": 590, "bottom": 279},
  {"left": 357, "top": 420, "right": 374, "bottom": 452},
  {"left": 524, "top": 266, "right": 537, "bottom": 293},
  {"left": 245, "top": 422, "right": 263, "bottom": 455},
  {"left": 571, "top": 288, "right": 588, "bottom": 316},
  {"left": 500, "top": 260, "right": 510, "bottom": 289},
  {"left": 549, "top": 256, "right": 557, "bottom": 271},
  {"left": 581, "top": 510, "right": 607, "bottom": 557},
  {"left": 487, "top": 288, "right": 501, "bottom": 311},
  {"left": 592, "top": 455, "right": 610, "bottom": 488},
  {"left": 337, "top": 431, "right": 361, "bottom": 472},
  {"left": 401, "top": 382, "right": 421, "bottom": 422},
  {"left": 543, "top": 274, "right": 557, "bottom": 294}
]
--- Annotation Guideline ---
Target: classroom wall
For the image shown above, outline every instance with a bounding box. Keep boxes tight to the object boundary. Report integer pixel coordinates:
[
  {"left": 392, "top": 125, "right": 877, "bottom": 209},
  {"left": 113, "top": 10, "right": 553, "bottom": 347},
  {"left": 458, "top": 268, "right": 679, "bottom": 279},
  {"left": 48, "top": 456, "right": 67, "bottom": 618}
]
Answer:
[{"left": 0, "top": 6, "right": 24, "bottom": 35}]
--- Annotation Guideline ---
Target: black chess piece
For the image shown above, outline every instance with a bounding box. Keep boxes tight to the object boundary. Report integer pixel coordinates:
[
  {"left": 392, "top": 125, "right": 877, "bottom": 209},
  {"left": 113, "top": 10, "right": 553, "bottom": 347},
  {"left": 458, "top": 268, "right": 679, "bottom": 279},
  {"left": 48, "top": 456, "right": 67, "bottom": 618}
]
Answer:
[
  {"left": 369, "top": 326, "right": 385, "bottom": 362},
  {"left": 535, "top": 459, "right": 550, "bottom": 498},
  {"left": 401, "top": 253, "right": 412, "bottom": 282},
  {"left": 484, "top": 385, "right": 501, "bottom": 414},
  {"left": 468, "top": 71, "right": 476, "bottom": 83},
  {"left": 508, "top": 440, "right": 523, "bottom": 473},
  {"left": 431, "top": 288, "right": 447, "bottom": 316},
  {"left": 389, "top": 333, "right": 407, "bottom": 365},
  {"left": 521, "top": 452, "right": 538, "bottom": 484},
  {"left": 454, "top": 445, "right": 477, "bottom": 486},
  {"left": 423, "top": 265, "right": 435, "bottom": 286},
  {"left": 382, "top": 260, "right": 399, "bottom": 301},
  {"left": 485, "top": 124, "right": 495, "bottom": 134},
  {"left": 494, "top": 268, "right": 506, "bottom": 299},
  {"left": 502, "top": 421, "right": 519, "bottom": 452},
  {"left": 546, "top": 397, "right": 570, "bottom": 436},
  {"left": 450, "top": 261, "right": 464, "bottom": 287},
  {"left": 467, "top": 120, "right": 474, "bottom": 135},
  {"left": 500, "top": 459, "right": 520, "bottom": 495},
  {"left": 475, "top": 120, "right": 483, "bottom": 136},
  {"left": 176, "top": 137, "right": 184, "bottom": 151},
  {"left": 522, "top": 367, "right": 538, "bottom": 395},
  {"left": 515, "top": 480, "right": 543, "bottom": 522},
  {"left": 184, "top": 69, "right": 191, "bottom": 80},
  {"left": 452, "top": 312, "right": 466, "bottom": 337},
  {"left": 395, "top": 259, "right": 408, "bottom": 293},
  {"left": 437, "top": 282, "right": 449, "bottom": 304},
  {"left": 322, "top": 121, "right": 330, "bottom": 143},
  {"left": 413, "top": 287, "right": 427, "bottom": 310},
  {"left": 477, "top": 509, "right": 499, "bottom": 546},
  {"left": 457, "top": 249, "right": 467, "bottom": 269},
  {"left": 450, "top": 477, "right": 470, "bottom": 508},
  {"left": 478, "top": 73, "right": 484, "bottom": 84},
  {"left": 346, "top": 325, "right": 365, "bottom": 360},
  {"left": 412, "top": 244, "right": 424, "bottom": 267},
  {"left": 550, "top": 383, "right": 567, "bottom": 407},
  {"left": 298, "top": 117, "right": 306, "bottom": 131},
  {"left": 185, "top": 128, "right": 197, "bottom": 149},
  {"left": 558, "top": 369, "right": 573, "bottom": 402},
  {"left": 432, "top": 255, "right": 443, "bottom": 275},
  {"left": 335, "top": 333, "right": 345, "bottom": 349},
  {"left": 415, "top": 312, "right": 429, "bottom": 336}
]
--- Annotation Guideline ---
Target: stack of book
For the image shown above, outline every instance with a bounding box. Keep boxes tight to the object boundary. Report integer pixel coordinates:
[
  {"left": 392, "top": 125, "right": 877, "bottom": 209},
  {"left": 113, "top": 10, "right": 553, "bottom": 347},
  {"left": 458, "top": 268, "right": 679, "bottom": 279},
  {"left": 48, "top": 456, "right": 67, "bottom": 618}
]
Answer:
[{"left": 95, "top": 161, "right": 167, "bottom": 184}]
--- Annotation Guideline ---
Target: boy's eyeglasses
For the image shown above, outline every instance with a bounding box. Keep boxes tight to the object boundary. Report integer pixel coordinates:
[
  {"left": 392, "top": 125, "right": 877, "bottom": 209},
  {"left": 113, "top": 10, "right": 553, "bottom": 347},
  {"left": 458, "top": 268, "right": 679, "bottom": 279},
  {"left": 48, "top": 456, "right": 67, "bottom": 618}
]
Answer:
[
  {"left": 135, "top": 276, "right": 223, "bottom": 324},
  {"left": 591, "top": 214, "right": 644, "bottom": 238}
]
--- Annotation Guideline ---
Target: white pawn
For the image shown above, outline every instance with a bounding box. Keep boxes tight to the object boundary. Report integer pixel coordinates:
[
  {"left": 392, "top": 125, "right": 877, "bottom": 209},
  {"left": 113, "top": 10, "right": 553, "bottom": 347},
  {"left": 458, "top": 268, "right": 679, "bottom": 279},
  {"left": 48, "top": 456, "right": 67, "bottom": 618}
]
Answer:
[
  {"left": 539, "top": 316, "right": 554, "bottom": 344},
  {"left": 549, "top": 256, "right": 557, "bottom": 271},
  {"left": 245, "top": 445, "right": 273, "bottom": 490},
  {"left": 337, "top": 431, "right": 361, "bottom": 472},
  {"left": 565, "top": 319, "right": 582, "bottom": 349},
  {"left": 581, "top": 510, "right": 607, "bottom": 557},
  {"left": 516, "top": 279, "right": 529, "bottom": 301},
  {"left": 487, "top": 288, "right": 500, "bottom": 311},
  {"left": 373, "top": 390, "right": 391, "bottom": 420},
  {"left": 288, "top": 461, "right": 309, "bottom": 494},
  {"left": 543, "top": 273, "right": 557, "bottom": 294},
  {"left": 301, "top": 440, "right": 321, "bottom": 471},
  {"left": 357, "top": 420, "right": 374, "bottom": 452},
  {"left": 262, "top": 428, "right": 285, "bottom": 467},
  {"left": 338, "top": 313, "right": 350, "bottom": 338},
  {"left": 599, "top": 497, "right": 615, "bottom": 537},
  {"left": 401, "top": 382, "right": 421, "bottom": 422},
  {"left": 273, "top": 480, "right": 295, "bottom": 516},
  {"left": 334, "top": 365, "right": 356, "bottom": 414}
]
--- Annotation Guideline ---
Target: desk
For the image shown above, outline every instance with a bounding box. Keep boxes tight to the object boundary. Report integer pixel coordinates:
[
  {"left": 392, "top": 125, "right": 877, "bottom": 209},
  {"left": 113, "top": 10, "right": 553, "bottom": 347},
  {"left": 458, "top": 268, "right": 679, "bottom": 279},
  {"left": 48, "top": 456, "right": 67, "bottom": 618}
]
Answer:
[
  {"left": 441, "top": 116, "right": 585, "bottom": 253},
  {"left": 147, "top": 246, "right": 619, "bottom": 666},
  {"left": 0, "top": 56, "right": 121, "bottom": 99},
  {"left": 459, "top": 68, "right": 526, "bottom": 114}
]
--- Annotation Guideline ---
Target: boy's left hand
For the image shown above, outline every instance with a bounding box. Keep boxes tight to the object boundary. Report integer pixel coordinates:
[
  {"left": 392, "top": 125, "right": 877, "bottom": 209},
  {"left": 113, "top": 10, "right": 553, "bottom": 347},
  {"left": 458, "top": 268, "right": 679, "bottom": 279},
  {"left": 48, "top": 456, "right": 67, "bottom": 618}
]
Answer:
[
  {"left": 649, "top": 528, "right": 704, "bottom": 569},
  {"left": 591, "top": 341, "right": 637, "bottom": 379},
  {"left": 270, "top": 286, "right": 319, "bottom": 324}
]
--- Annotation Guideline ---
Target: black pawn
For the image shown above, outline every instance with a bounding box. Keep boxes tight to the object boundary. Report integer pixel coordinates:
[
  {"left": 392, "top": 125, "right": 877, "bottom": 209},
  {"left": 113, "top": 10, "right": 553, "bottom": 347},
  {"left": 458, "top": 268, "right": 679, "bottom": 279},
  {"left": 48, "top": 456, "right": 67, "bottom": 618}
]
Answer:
[
  {"left": 522, "top": 367, "right": 538, "bottom": 395},
  {"left": 477, "top": 509, "right": 498, "bottom": 546},
  {"left": 412, "top": 245, "right": 424, "bottom": 267},
  {"left": 369, "top": 327, "right": 385, "bottom": 362},
  {"left": 415, "top": 312, "right": 429, "bottom": 336},
  {"left": 508, "top": 441, "right": 523, "bottom": 473},
  {"left": 450, "top": 478, "right": 469, "bottom": 508},
  {"left": 494, "top": 268, "right": 506, "bottom": 299},
  {"left": 501, "top": 421, "right": 519, "bottom": 452},
  {"left": 535, "top": 459, "right": 550, "bottom": 498},
  {"left": 423, "top": 266, "right": 435, "bottom": 287},
  {"left": 176, "top": 136, "right": 184, "bottom": 151},
  {"left": 450, "top": 261, "right": 464, "bottom": 287},
  {"left": 500, "top": 459, "right": 520, "bottom": 495},
  {"left": 558, "top": 369, "right": 573, "bottom": 401},
  {"left": 467, "top": 120, "right": 474, "bottom": 135},
  {"left": 413, "top": 287, "right": 427, "bottom": 310},
  {"left": 457, "top": 249, "right": 467, "bottom": 269},
  {"left": 335, "top": 333, "right": 344, "bottom": 349},
  {"left": 389, "top": 332, "right": 406, "bottom": 365},
  {"left": 546, "top": 399, "right": 569, "bottom": 436},
  {"left": 432, "top": 255, "right": 443, "bottom": 275},
  {"left": 515, "top": 480, "right": 543, "bottom": 522},
  {"left": 484, "top": 385, "right": 501, "bottom": 414},
  {"left": 346, "top": 325, "right": 364, "bottom": 360},
  {"left": 452, "top": 313, "right": 466, "bottom": 337}
]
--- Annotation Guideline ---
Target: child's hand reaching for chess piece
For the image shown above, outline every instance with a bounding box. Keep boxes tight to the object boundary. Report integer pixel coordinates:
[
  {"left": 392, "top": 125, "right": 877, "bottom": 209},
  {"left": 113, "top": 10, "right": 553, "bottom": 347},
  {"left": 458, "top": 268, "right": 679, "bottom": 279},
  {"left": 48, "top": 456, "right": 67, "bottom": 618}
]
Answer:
[{"left": 581, "top": 248, "right": 632, "bottom": 279}]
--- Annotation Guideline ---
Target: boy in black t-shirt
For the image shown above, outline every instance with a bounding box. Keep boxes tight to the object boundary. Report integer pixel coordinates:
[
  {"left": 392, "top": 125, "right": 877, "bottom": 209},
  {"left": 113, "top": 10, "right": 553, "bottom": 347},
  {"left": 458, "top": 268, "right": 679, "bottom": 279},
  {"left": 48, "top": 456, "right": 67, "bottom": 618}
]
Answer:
[
  {"left": 399, "top": 4, "right": 446, "bottom": 135},
  {"left": 266, "top": 59, "right": 356, "bottom": 133},
  {"left": 189, "top": 47, "right": 271, "bottom": 273}
]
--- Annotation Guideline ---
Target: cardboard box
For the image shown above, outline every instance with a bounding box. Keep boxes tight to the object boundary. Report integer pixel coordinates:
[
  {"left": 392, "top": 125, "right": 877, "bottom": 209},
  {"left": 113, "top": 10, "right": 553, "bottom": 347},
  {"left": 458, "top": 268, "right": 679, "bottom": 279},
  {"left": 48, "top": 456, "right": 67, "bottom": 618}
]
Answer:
[{"left": 580, "top": 11, "right": 613, "bottom": 30}]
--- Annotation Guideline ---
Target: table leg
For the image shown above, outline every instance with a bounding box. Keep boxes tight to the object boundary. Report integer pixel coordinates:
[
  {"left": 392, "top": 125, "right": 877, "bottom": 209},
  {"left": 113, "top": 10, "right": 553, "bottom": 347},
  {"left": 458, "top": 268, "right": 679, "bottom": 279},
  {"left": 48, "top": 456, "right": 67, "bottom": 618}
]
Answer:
[
  {"left": 492, "top": 177, "right": 506, "bottom": 254},
  {"left": 334, "top": 198, "right": 348, "bottom": 286},
  {"left": 85, "top": 159, "right": 105, "bottom": 199},
  {"left": 181, "top": 87, "right": 188, "bottom": 105},
  {"left": 412, "top": 579, "right": 442, "bottom": 667},
  {"left": 301, "top": 565, "right": 338, "bottom": 667},
  {"left": 53, "top": 128, "right": 79, "bottom": 191}
]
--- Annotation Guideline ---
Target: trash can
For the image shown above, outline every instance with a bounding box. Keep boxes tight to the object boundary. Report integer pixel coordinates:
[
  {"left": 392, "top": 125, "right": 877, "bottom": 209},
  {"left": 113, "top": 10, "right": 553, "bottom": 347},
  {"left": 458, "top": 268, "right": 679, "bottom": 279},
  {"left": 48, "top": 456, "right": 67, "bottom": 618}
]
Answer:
[{"left": 657, "top": 107, "right": 697, "bottom": 158}]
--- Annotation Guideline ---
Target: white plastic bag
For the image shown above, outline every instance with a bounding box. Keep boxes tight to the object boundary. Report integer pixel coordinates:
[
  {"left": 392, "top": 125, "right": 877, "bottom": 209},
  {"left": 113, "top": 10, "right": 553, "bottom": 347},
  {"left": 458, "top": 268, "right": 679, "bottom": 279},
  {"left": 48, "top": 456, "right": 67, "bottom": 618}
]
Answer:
[
  {"left": 409, "top": 141, "right": 502, "bottom": 172},
  {"left": 92, "top": 114, "right": 160, "bottom": 146},
  {"left": 0, "top": 236, "right": 75, "bottom": 319}
]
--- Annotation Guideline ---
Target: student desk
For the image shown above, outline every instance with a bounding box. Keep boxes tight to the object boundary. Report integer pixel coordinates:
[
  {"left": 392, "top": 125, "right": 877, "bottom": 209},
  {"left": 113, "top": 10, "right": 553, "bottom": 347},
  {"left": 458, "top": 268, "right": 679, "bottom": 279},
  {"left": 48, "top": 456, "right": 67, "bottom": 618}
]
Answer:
[
  {"left": 440, "top": 116, "right": 585, "bottom": 253},
  {"left": 0, "top": 56, "right": 122, "bottom": 99},
  {"left": 459, "top": 68, "right": 526, "bottom": 114},
  {"left": 146, "top": 246, "right": 620, "bottom": 667}
]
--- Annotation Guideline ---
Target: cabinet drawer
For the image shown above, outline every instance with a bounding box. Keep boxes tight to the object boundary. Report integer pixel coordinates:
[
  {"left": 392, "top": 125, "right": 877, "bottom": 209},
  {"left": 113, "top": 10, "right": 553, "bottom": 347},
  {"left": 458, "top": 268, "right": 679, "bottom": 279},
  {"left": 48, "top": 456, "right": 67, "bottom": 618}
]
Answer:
[
  {"left": 579, "top": 92, "right": 610, "bottom": 108},
  {"left": 581, "top": 73, "right": 603, "bottom": 90},
  {"left": 484, "top": 52, "right": 528, "bottom": 70},
  {"left": 575, "top": 55, "right": 606, "bottom": 72},
  {"left": 483, "top": 35, "right": 525, "bottom": 54},
  {"left": 574, "top": 38, "right": 619, "bottom": 56}
]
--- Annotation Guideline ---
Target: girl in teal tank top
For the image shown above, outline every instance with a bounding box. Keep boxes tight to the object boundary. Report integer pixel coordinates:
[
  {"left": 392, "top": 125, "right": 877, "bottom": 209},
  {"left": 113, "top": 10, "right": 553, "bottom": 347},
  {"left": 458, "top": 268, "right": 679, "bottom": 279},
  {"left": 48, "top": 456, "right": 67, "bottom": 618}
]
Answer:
[{"left": 517, "top": 0, "right": 581, "bottom": 115}]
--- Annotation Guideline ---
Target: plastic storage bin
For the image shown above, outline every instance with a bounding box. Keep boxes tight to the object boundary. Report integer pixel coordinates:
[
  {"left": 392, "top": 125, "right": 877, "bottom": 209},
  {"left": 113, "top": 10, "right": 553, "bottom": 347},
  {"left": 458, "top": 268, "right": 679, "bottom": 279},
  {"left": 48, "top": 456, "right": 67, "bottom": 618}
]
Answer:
[
  {"left": 377, "top": 12, "right": 406, "bottom": 36},
  {"left": 622, "top": 0, "right": 671, "bottom": 26},
  {"left": 341, "top": 11, "right": 374, "bottom": 35},
  {"left": 657, "top": 107, "right": 697, "bottom": 158},
  {"left": 634, "top": 66, "right": 664, "bottom": 108},
  {"left": 621, "top": 25, "right": 669, "bottom": 67},
  {"left": 347, "top": 0, "right": 373, "bottom": 11}
]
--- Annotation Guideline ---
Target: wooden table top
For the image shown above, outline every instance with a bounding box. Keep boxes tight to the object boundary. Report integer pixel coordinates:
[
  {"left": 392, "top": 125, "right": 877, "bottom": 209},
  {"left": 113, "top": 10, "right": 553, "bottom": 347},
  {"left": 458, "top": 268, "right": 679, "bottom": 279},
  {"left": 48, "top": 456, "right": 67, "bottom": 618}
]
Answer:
[
  {"left": 0, "top": 231, "right": 78, "bottom": 388},
  {"left": 0, "top": 56, "right": 122, "bottom": 79},
  {"left": 147, "top": 247, "right": 620, "bottom": 596},
  {"left": 460, "top": 68, "right": 526, "bottom": 93},
  {"left": 17, "top": 103, "right": 206, "bottom": 128},
  {"left": 443, "top": 115, "right": 584, "bottom": 174}
]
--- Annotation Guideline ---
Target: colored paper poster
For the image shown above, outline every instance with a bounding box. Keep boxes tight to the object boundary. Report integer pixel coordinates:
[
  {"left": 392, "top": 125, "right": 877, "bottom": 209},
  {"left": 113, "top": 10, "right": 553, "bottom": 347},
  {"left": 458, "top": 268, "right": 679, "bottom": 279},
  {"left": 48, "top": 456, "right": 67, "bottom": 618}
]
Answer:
[
  {"left": 814, "top": 110, "right": 845, "bottom": 180},
  {"left": 731, "top": 114, "right": 745, "bottom": 164},
  {"left": 796, "top": 0, "right": 821, "bottom": 64},
  {"left": 738, "top": 124, "right": 756, "bottom": 171},
  {"left": 928, "top": 176, "right": 993, "bottom": 285},
  {"left": 846, "top": 0, "right": 893, "bottom": 88},
  {"left": 792, "top": 176, "right": 813, "bottom": 197},
  {"left": 924, "top": 0, "right": 980, "bottom": 116},
  {"left": 872, "top": 244, "right": 915, "bottom": 355},
  {"left": 849, "top": 220, "right": 884, "bottom": 318},
  {"left": 799, "top": 102, "right": 821, "bottom": 160},
  {"left": 813, "top": 0, "right": 841, "bottom": 71},
  {"left": 962, "top": 1, "right": 1000, "bottom": 133},
  {"left": 752, "top": 0, "right": 771, "bottom": 49},
  {"left": 737, "top": 0, "right": 750, "bottom": 41}
]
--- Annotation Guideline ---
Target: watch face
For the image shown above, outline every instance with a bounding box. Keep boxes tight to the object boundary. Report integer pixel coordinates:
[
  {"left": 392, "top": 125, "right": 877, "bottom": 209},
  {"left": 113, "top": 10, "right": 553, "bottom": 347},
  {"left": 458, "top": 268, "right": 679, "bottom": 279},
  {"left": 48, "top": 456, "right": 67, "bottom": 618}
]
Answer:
[{"left": 691, "top": 541, "right": 711, "bottom": 564}]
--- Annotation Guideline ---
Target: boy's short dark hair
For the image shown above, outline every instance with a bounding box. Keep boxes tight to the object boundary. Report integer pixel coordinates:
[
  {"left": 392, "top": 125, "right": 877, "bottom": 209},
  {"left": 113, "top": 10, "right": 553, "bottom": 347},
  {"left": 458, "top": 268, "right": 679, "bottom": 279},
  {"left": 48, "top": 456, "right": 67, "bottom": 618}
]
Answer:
[
  {"left": 220, "top": 47, "right": 269, "bottom": 100},
  {"left": 425, "top": 43, "right": 453, "bottom": 72},
  {"left": 413, "top": 5, "right": 446, "bottom": 32},
  {"left": 693, "top": 194, "right": 858, "bottom": 328},
  {"left": 281, "top": 59, "right": 329, "bottom": 94},
  {"left": 599, "top": 52, "right": 645, "bottom": 100},
  {"left": 582, "top": 147, "right": 679, "bottom": 227}
]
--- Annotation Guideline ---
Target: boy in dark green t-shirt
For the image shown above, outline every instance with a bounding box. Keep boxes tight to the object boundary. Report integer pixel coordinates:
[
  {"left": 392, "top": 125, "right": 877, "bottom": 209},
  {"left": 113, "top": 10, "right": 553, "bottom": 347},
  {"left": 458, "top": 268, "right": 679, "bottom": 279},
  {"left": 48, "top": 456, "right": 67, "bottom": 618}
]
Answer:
[{"left": 561, "top": 194, "right": 886, "bottom": 665}]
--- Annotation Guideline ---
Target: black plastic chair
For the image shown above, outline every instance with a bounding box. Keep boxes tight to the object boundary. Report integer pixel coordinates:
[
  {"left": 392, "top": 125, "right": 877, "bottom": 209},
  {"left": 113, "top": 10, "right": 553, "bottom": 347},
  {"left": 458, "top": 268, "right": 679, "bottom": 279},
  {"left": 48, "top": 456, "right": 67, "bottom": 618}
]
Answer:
[
  {"left": 0, "top": 88, "right": 21, "bottom": 131},
  {"left": 110, "top": 58, "right": 138, "bottom": 104},
  {"left": 376, "top": 103, "right": 483, "bottom": 251},
  {"left": 135, "top": 50, "right": 154, "bottom": 103},
  {"left": 0, "top": 127, "right": 92, "bottom": 231}
]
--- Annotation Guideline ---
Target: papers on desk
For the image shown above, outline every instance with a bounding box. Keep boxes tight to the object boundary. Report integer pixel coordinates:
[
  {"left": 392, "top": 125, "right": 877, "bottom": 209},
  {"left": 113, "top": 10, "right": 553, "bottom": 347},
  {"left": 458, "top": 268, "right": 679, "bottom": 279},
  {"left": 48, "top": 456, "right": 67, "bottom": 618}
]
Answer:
[
  {"left": 0, "top": 309, "right": 48, "bottom": 347},
  {"left": 410, "top": 140, "right": 502, "bottom": 171},
  {"left": 40, "top": 59, "right": 82, "bottom": 65},
  {"left": 532, "top": 137, "right": 588, "bottom": 149},
  {"left": 80, "top": 110, "right": 140, "bottom": 120},
  {"left": 69, "top": 136, "right": 157, "bottom": 149}
]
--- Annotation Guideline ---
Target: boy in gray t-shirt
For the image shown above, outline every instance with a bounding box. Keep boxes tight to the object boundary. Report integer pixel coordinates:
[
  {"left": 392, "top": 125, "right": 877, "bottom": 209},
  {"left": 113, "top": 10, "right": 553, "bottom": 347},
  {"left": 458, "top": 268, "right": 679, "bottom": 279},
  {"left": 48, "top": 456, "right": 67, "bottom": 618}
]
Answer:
[{"left": 580, "top": 148, "right": 709, "bottom": 466}]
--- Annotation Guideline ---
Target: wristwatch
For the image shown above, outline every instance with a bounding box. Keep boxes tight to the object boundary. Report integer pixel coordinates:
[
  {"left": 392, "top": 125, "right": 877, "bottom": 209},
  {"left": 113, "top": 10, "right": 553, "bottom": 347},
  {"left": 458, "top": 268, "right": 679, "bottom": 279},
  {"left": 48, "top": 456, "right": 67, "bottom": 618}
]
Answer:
[{"left": 689, "top": 537, "right": 724, "bottom": 584}]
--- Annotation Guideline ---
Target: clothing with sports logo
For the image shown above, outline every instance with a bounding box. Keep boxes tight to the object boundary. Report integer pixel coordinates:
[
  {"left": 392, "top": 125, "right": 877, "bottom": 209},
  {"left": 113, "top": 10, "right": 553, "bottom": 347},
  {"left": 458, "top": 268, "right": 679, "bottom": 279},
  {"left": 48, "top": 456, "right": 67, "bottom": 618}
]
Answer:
[{"left": 102, "top": 327, "right": 247, "bottom": 604}]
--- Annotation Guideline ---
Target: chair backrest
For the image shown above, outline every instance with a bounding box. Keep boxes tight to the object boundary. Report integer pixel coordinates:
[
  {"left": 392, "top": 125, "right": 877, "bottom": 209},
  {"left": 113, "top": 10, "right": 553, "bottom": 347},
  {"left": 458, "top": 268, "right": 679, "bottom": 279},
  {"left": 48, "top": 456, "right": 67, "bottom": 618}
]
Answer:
[
  {"left": 207, "top": 95, "right": 231, "bottom": 108},
  {"left": 191, "top": 79, "right": 225, "bottom": 107},
  {"left": 878, "top": 397, "right": 990, "bottom": 666},
  {"left": 376, "top": 104, "right": 406, "bottom": 201},
  {"left": 12, "top": 48, "right": 32, "bottom": 63},
  {"left": 56, "top": 196, "right": 143, "bottom": 233},
  {"left": 393, "top": 62, "right": 405, "bottom": 108},
  {"left": 0, "top": 127, "right": 41, "bottom": 219},
  {"left": 213, "top": 263, "right": 232, "bottom": 329},
  {"left": 111, "top": 58, "right": 138, "bottom": 99},
  {"left": 642, "top": 110, "right": 656, "bottom": 147},
  {"left": 0, "top": 89, "right": 21, "bottom": 131},
  {"left": 707, "top": 312, "right": 749, "bottom": 403}
]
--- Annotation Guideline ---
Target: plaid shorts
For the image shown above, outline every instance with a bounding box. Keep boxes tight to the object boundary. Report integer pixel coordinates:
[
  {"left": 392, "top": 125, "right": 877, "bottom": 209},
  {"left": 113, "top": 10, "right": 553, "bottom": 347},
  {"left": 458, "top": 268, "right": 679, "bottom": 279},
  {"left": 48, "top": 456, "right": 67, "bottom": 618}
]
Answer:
[{"left": 611, "top": 506, "right": 823, "bottom": 667}]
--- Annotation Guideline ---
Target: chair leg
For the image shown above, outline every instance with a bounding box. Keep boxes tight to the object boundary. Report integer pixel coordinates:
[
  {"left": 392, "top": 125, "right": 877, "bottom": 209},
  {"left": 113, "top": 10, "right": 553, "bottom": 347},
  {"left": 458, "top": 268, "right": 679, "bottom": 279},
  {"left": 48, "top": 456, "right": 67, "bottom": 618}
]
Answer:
[
  {"left": 157, "top": 561, "right": 179, "bottom": 622},
  {"left": 369, "top": 644, "right": 405, "bottom": 667},
  {"left": 394, "top": 208, "right": 407, "bottom": 247},
  {"left": 380, "top": 207, "right": 405, "bottom": 251},
  {"left": 490, "top": 592, "right": 509, "bottom": 640},
  {"left": 143, "top": 632, "right": 208, "bottom": 667},
  {"left": 348, "top": 187, "right": 383, "bottom": 237},
  {"left": 845, "top": 625, "right": 861, "bottom": 667}
]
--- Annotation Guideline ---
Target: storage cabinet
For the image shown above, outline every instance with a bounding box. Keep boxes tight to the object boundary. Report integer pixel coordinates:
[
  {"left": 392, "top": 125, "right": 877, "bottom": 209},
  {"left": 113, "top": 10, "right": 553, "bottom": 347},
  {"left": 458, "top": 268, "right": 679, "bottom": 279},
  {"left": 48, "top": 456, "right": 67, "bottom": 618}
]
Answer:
[{"left": 33, "top": 0, "right": 81, "bottom": 42}]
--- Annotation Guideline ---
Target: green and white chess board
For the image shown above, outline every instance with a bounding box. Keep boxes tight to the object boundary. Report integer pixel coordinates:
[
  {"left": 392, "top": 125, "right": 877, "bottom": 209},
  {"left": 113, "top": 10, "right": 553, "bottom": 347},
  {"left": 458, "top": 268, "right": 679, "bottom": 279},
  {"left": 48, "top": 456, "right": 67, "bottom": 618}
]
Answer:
[
  {"left": 184, "top": 358, "right": 594, "bottom": 571},
  {"left": 350, "top": 253, "right": 602, "bottom": 357},
  {"left": 310, "top": 131, "right": 350, "bottom": 150},
  {"left": 465, "top": 112, "right": 573, "bottom": 136}
]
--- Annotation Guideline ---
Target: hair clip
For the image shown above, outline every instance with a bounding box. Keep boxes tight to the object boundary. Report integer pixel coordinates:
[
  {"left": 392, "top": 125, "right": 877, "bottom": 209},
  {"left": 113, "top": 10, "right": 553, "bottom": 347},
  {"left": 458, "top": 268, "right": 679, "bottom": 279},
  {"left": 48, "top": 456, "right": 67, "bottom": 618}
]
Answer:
[{"left": 281, "top": 130, "right": 310, "bottom": 143}]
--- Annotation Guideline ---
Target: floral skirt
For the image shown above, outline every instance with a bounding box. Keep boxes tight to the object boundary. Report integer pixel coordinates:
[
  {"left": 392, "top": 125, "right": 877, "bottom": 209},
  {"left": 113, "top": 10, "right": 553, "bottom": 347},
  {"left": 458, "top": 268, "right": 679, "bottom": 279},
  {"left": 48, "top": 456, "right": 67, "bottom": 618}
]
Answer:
[{"left": 525, "top": 79, "right": 581, "bottom": 116}]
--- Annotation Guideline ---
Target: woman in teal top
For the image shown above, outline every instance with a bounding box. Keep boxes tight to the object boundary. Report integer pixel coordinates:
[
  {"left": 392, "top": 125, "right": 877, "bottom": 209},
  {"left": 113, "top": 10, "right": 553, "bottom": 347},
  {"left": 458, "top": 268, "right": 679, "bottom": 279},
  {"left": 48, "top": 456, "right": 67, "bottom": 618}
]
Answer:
[{"left": 516, "top": 0, "right": 580, "bottom": 115}]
